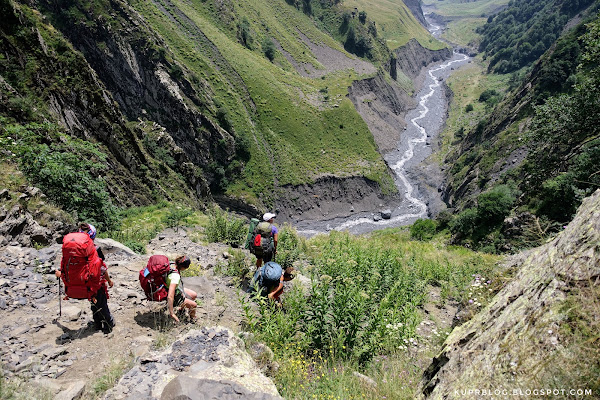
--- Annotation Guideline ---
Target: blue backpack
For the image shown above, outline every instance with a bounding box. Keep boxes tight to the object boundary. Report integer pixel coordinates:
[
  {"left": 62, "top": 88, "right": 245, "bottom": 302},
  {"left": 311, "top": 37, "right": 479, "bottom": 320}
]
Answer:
[
  {"left": 262, "top": 262, "right": 282, "bottom": 285},
  {"left": 249, "top": 262, "right": 282, "bottom": 295}
]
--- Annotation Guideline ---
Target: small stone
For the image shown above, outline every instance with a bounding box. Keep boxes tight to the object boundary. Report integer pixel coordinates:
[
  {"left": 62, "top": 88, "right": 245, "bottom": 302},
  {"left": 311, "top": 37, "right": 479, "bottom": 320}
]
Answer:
[
  {"left": 353, "top": 371, "right": 377, "bottom": 387},
  {"left": 54, "top": 380, "right": 85, "bottom": 400}
]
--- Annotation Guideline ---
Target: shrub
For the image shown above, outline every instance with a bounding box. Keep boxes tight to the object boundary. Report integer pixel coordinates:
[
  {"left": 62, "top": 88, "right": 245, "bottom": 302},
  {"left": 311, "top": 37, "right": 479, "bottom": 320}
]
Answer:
[
  {"left": 450, "top": 207, "right": 478, "bottom": 238},
  {"left": 262, "top": 37, "right": 276, "bottom": 61},
  {"left": 465, "top": 103, "right": 474, "bottom": 112},
  {"left": 162, "top": 207, "right": 193, "bottom": 230},
  {"left": 537, "top": 174, "right": 580, "bottom": 222},
  {"left": 10, "top": 123, "right": 118, "bottom": 230},
  {"left": 205, "top": 207, "right": 246, "bottom": 246},
  {"left": 273, "top": 224, "right": 304, "bottom": 270},
  {"left": 124, "top": 240, "right": 146, "bottom": 254},
  {"left": 410, "top": 219, "right": 437, "bottom": 241},
  {"left": 216, "top": 248, "right": 251, "bottom": 279},
  {"left": 476, "top": 184, "right": 516, "bottom": 226}
]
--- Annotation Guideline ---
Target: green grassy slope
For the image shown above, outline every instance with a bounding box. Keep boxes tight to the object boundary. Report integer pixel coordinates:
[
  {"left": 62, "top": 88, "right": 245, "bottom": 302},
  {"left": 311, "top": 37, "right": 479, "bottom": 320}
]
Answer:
[
  {"left": 422, "top": 0, "right": 509, "bottom": 18},
  {"left": 343, "top": 0, "right": 445, "bottom": 50},
  {"left": 131, "top": 0, "right": 395, "bottom": 204}
]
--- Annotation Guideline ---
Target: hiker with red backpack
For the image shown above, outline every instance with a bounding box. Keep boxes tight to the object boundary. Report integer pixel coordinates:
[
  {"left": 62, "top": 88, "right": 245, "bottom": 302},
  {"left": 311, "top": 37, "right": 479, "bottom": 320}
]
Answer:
[
  {"left": 251, "top": 213, "right": 279, "bottom": 269},
  {"left": 55, "top": 223, "right": 115, "bottom": 333},
  {"left": 139, "top": 255, "right": 197, "bottom": 323}
]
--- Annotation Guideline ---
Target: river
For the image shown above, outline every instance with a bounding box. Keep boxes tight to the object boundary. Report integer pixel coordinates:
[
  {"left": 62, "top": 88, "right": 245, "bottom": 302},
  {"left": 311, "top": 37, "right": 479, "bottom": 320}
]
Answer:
[{"left": 296, "top": 19, "right": 470, "bottom": 236}]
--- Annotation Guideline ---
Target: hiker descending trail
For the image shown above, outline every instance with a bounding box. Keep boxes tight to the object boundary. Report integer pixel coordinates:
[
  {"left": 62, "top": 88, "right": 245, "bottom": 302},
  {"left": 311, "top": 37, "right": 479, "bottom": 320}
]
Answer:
[
  {"left": 56, "top": 223, "right": 116, "bottom": 334},
  {"left": 248, "top": 213, "right": 279, "bottom": 269},
  {"left": 0, "top": 227, "right": 253, "bottom": 398}
]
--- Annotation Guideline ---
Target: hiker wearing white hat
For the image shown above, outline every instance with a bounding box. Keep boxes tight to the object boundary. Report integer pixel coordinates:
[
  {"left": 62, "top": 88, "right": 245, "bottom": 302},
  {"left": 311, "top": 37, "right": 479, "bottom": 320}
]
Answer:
[
  {"left": 251, "top": 212, "right": 279, "bottom": 269},
  {"left": 263, "top": 212, "right": 277, "bottom": 221}
]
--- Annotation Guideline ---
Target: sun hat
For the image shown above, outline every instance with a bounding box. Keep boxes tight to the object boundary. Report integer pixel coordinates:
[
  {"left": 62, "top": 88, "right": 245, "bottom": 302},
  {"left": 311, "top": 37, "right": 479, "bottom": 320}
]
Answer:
[{"left": 263, "top": 212, "right": 277, "bottom": 221}]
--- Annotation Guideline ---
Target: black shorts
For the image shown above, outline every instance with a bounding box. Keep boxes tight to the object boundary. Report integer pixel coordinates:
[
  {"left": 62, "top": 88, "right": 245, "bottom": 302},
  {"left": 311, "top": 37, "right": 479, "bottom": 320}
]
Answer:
[{"left": 174, "top": 291, "right": 185, "bottom": 307}]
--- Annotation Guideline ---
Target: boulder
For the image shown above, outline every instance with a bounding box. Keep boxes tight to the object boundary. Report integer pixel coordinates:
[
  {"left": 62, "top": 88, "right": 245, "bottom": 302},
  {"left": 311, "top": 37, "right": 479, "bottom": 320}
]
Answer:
[
  {"left": 54, "top": 380, "right": 86, "bottom": 400},
  {"left": 0, "top": 205, "right": 52, "bottom": 246},
  {"left": 94, "top": 238, "right": 138, "bottom": 258},
  {"left": 104, "top": 327, "right": 282, "bottom": 400},
  {"left": 161, "top": 376, "right": 280, "bottom": 400}
]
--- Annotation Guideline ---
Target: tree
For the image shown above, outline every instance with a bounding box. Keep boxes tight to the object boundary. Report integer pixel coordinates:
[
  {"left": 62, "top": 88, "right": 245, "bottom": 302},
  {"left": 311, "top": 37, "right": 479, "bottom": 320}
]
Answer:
[
  {"left": 238, "top": 17, "right": 253, "bottom": 49},
  {"left": 262, "top": 37, "right": 276, "bottom": 61},
  {"left": 358, "top": 11, "right": 367, "bottom": 24}
]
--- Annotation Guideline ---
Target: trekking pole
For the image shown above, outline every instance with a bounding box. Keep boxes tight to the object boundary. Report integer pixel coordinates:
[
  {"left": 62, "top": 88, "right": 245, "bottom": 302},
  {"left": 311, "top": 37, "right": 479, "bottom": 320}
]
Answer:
[{"left": 58, "top": 276, "right": 62, "bottom": 317}]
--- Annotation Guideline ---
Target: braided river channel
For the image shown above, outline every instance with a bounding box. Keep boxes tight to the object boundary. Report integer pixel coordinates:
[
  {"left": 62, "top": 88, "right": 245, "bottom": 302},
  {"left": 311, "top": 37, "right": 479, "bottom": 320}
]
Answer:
[{"left": 296, "top": 20, "right": 470, "bottom": 236}]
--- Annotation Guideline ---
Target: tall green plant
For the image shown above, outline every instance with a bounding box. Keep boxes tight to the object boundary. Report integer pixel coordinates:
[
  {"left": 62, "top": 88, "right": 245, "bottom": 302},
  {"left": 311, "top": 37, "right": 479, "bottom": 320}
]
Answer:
[{"left": 205, "top": 207, "right": 246, "bottom": 246}]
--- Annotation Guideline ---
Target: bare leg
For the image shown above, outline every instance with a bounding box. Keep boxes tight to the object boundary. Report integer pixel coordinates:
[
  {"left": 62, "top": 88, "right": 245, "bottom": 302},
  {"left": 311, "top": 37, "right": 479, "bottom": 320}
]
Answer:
[{"left": 184, "top": 288, "right": 197, "bottom": 300}]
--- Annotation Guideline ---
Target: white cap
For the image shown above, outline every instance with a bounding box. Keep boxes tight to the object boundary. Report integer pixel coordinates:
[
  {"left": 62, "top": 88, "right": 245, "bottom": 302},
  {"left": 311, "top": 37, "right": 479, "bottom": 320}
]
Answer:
[{"left": 263, "top": 212, "right": 276, "bottom": 221}]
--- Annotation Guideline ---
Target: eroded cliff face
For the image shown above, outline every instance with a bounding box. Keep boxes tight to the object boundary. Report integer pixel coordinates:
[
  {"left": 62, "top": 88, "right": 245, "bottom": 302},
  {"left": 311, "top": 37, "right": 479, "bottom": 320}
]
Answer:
[
  {"left": 37, "top": 0, "right": 236, "bottom": 193},
  {"left": 418, "top": 189, "right": 600, "bottom": 399},
  {"left": 404, "top": 0, "right": 427, "bottom": 26},
  {"left": 394, "top": 40, "right": 452, "bottom": 80},
  {"left": 275, "top": 175, "right": 401, "bottom": 224},
  {"left": 348, "top": 72, "right": 414, "bottom": 154}
]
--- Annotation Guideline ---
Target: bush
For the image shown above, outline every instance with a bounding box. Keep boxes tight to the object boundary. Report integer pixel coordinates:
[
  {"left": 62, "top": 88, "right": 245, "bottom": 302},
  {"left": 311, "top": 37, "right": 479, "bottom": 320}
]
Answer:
[
  {"left": 476, "top": 184, "right": 516, "bottom": 226},
  {"left": 217, "top": 248, "right": 250, "bottom": 279},
  {"left": 479, "top": 89, "right": 497, "bottom": 102},
  {"left": 465, "top": 103, "right": 474, "bottom": 112},
  {"left": 124, "top": 240, "right": 146, "bottom": 254},
  {"left": 262, "top": 37, "right": 276, "bottom": 61},
  {"left": 205, "top": 207, "right": 246, "bottom": 246},
  {"left": 450, "top": 207, "right": 478, "bottom": 238},
  {"left": 410, "top": 219, "right": 437, "bottom": 241},
  {"left": 10, "top": 123, "right": 118, "bottom": 230},
  {"left": 537, "top": 174, "right": 580, "bottom": 222},
  {"left": 162, "top": 207, "right": 193, "bottom": 230},
  {"left": 273, "top": 224, "right": 304, "bottom": 270}
]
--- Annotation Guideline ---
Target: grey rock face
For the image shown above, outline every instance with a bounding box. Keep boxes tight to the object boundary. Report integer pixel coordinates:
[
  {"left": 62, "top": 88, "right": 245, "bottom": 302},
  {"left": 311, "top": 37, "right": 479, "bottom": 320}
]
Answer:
[
  {"left": 161, "top": 376, "right": 281, "bottom": 400},
  {"left": 104, "top": 327, "right": 281, "bottom": 400},
  {"left": 418, "top": 189, "right": 600, "bottom": 399}
]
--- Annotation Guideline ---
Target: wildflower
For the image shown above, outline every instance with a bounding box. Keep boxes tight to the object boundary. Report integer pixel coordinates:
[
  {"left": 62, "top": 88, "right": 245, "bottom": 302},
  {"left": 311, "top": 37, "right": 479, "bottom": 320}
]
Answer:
[{"left": 468, "top": 299, "right": 474, "bottom": 304}]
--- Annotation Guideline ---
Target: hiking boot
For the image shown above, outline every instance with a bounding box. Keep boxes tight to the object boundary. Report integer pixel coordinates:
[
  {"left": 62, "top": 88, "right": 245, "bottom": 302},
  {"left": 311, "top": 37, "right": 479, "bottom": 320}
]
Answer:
[
  {"left": 88, "top": 321, "right": 103, "bottom": 331},
  {"left": 102, "top": 319, "right": 116, "bottom": 334}
]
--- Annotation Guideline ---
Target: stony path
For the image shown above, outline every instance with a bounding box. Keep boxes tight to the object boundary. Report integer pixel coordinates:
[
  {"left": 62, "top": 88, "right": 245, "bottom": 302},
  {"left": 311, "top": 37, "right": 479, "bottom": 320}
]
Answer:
[{"left": 0, "top": 227, "right": 250, "bottom": 399}]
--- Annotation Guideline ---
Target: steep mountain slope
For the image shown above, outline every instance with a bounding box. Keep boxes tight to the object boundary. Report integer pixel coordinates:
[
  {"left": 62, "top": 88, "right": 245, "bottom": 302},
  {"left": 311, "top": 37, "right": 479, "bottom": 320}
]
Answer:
[
  {"left": 0, "top": 0, "right": 208, "bottom": 229},
  {"left": 440, "top": 6, "right": 600, "bottom": 252},
  {"left": 1, "top": 0, "right": 444, "bottom": 228},
  {"left": 478, "top": 0, "right": 596, "bottom": 73},
  {"left": 418, "top": 189, "right": 600, "bottom": 398}
]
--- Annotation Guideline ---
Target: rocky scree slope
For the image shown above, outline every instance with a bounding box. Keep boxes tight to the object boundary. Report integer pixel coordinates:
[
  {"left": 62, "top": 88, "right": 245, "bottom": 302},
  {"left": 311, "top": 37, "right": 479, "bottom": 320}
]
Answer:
[{"left": 418, "top": 189, "right": 600, "bottom": 398}]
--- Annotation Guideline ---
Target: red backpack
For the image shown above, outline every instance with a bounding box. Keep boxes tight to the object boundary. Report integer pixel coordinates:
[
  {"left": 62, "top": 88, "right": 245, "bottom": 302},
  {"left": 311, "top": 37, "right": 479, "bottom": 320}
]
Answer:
[
  {"left": 60, "top": 232, "right": 102, "bottom": 300},
  {"left": 139, "top": 255, "right": 177, "bottom": 301}
]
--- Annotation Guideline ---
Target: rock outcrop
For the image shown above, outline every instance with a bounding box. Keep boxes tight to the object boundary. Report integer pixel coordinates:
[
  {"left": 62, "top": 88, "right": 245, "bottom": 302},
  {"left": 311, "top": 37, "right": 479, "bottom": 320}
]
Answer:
[
  {"left": 418, "top": 189, "right": 600, "bottom": 398},
  {"left": 104, "top": 327, "right": 282, "bottom": 400}
]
